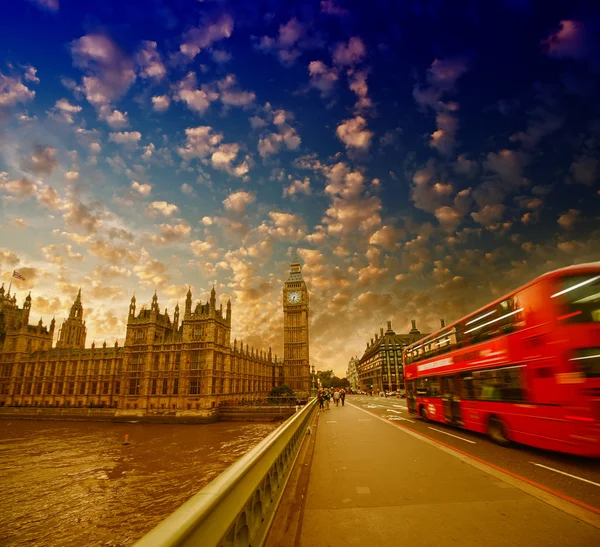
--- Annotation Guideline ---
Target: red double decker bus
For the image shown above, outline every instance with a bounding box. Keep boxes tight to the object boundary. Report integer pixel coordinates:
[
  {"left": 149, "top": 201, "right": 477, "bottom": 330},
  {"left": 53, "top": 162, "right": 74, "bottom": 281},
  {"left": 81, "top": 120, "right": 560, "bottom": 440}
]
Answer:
[{"left": 403, "top": 262, "right": 600, "bottom": 457}]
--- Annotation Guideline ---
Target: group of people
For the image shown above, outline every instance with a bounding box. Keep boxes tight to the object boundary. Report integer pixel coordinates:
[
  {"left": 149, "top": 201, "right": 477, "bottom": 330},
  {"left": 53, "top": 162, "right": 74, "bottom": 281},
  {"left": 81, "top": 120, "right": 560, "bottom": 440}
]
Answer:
[{"left": 317, "top": 388, "right": 346, "bottom": 410}]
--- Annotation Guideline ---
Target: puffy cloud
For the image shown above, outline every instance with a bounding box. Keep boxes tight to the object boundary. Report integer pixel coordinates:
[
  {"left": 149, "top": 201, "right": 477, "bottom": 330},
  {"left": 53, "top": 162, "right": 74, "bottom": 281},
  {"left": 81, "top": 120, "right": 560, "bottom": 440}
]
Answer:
[
  {"left": 335, "top": 115, "right": 373, "bottom": 151},
  {"left": 141, "top": 143, "right": 155, "bottom": 161},
  {"left": 0, "top": 70, "right": 36, "bottom": 107},
  {"left": 283, "top": 177, "right": 311, "bottom": 197},
  {"left": 133, "top": 249, "right": 171, "bottom": 287},
  {"left": 36, "top": 185, "right": 63, "bottom": 210},
  {"left": 413, "top": 58, "right": 468, "bottom": 155},
  {"left": 471, "top": 204, "right": 506, "bottom": 226},
  {"left": 50, "top": 98, "right": 82, "bottom": 123},
  {"left": 109, "top": 131, "right": 141, "bottom": 145},
  {"left": 175, "top": 72, "right": 218, "bottom": 114},
  {"left": 484, "top": 149, "right": 528, "bottom": 187},
  {"left": 131, "top": 181, "right": 152, "bottom": 196},
  {"left": 135, "top": 41, "right": 166, "bottom": 80},
  {"left": 217, "top": 74, "right": 256, "bottom": 108},
  {"left": 146, "top": 201, "right": 179, "bottom": 217},
  {"left": 308, "top": 60, "right": 338, "bottom": 96},
  {"left": 0, "top": 177, "right": 38, "bottom": 199},
  {"left": 151, "top": 95, "right": 170, "bottom": 112},
  {"left": 223, "top": 191, "right": 255, "bottom": 215},
  {"left": 181, "top": 183, "right": 195, "bottom": 196},
  {"left": 541, "top": 20, "right": 592, "bottom": 60},
  {"left": 156, "top": 223, "right": 191, "bottom": 242},
  {"left": 332, "top": 37, "right": 366, "bottom": 67},
  {"left": 429, "top": 111, "right": 459, "bottom": 156},
  {"left": 20, "top": 145, "right": 58, "bottom": 176},
  {"left": 99, "top": 107, "right": 129, "bottom": 129},
  {"left": 369, "top": 225, "right": 404, "bottom": 249},
  {"left": 347, "top": 69, "right": 372, "bottom": 113},
  {"left": 413, "top": 58, "right": 469, "bottom": 109},
  {"left": 255, "top": 17, "right": 320, "bottom": 66},
  {"left": 70, "top": 34, "right": 136, "bottom": 108},
  {"left": 178, "top": 125, "right": 249, "bottom": 177},
  {"left": 88, "top": 240, "right": 139, "bottom": 264},
  {"left": 179, "top": 14, "right": 234, "bottom": 60},
  {"left": 0, "top": 250, "right": 20, "bottom": 269},
  {"left": 63, "top": 197, "right": 103, "bottom": 233},
  {"left": 557, "top": 209, "right": 581, "bottom": 230},
  {"left": 65, "top": 171, "right": 79, "bottom": 180}
]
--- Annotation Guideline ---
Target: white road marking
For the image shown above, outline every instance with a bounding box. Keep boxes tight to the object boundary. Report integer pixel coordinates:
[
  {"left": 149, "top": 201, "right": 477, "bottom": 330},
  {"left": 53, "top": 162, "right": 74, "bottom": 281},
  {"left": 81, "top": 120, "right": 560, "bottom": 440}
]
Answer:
[
  {"left": 428, "top": 427, "right": 476, "bottom": 444},
  {"left": 388, "top": 417, "right": 416, "bottom": 423},
  {"left": 530, "top": 462, "right": 600, "bottom": 488},
  {"left": 387, "top": 409, "right": 402, "bottom": 414},
  {"left": 392, "top": 405, "right": 406, "bottom": 409}
]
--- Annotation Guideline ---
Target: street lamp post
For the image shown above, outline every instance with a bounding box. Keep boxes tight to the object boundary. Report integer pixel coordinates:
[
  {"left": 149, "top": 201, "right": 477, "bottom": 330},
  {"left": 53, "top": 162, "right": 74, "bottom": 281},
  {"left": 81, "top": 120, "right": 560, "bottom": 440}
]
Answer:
[{"left": 310, "top": 364, "right": 317, "bottom": 397}]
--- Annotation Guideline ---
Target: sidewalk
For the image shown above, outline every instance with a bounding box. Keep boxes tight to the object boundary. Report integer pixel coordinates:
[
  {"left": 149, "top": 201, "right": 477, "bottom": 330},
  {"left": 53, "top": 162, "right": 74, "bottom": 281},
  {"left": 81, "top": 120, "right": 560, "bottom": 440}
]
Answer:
[{"left": 299, "top": 401, "right": 600, "bottom": 547}]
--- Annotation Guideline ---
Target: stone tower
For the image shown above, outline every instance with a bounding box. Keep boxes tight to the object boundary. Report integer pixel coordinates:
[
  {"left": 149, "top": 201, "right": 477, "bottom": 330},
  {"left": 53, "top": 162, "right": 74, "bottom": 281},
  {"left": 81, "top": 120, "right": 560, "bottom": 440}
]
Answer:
[
  {"left": 282, "top": 250, "right": 310, "bottom": 396},
  {"left": 56, "top": 288, "right": 86, "bottom": 349}
]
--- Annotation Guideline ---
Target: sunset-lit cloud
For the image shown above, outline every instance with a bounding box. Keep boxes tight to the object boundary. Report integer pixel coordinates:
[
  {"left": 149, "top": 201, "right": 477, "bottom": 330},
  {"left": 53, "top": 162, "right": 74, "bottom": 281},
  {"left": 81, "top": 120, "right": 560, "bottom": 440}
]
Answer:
[{"left": 0, "top": 1, "right": 599, "bottom": 378}]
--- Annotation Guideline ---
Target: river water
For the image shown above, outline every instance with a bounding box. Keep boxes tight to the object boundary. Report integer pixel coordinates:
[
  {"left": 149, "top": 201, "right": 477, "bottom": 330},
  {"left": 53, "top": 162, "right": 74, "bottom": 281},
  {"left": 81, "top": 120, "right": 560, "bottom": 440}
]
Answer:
[{"left": 0, "top": 420, "right": 280, "bottom": 546}]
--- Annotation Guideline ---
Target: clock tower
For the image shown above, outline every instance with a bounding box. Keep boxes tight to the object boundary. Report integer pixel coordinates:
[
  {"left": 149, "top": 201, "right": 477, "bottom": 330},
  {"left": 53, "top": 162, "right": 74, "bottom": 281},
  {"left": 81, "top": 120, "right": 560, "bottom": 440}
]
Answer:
[{"left": 283, "top": 250, "right": 310, "bottom": 396}]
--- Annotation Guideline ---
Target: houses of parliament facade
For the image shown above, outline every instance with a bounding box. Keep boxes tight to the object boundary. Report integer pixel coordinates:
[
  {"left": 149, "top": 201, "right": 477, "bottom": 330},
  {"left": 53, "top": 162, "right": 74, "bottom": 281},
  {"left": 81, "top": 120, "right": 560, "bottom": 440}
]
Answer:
[{"left": 0, "top": 254, "right": 311, "bottom": 411}]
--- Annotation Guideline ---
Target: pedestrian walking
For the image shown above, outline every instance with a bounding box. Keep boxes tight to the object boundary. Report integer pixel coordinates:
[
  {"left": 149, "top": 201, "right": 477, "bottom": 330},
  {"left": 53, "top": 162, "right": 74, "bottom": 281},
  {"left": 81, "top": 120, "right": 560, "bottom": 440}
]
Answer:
[
  {"left": 333, "top": 390, "right": 340, "bottom": 406},
  {"left": 318, "top": 390, "right": 324, "bottom": 409},
  {"left": 340, "top": 389, "right": 346, "bottom": 406},
  {"left": 324, "top": 390, "right": 331, "bottom": 410}
]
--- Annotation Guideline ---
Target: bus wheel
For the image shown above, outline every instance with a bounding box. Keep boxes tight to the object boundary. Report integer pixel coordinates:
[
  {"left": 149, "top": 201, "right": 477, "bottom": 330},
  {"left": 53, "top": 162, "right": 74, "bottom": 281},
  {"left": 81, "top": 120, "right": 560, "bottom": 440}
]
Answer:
[
  {"left": 488, "top": 416, "right": 510, "bottom": 446},
  {"left": 420, "top": 406, "right": 429, "bottom": 422}
]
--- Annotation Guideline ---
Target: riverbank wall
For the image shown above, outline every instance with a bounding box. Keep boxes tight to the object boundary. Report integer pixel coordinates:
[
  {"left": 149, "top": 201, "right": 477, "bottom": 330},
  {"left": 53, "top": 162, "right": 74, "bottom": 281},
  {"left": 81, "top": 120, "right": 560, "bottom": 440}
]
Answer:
[{"left": 0, "top": 406, "right": 296, "bottom": 424}]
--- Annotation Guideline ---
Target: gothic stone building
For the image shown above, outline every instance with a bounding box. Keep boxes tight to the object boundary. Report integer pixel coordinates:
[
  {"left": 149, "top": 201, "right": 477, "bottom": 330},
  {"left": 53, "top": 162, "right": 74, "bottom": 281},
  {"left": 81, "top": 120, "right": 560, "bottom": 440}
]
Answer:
[{"left": 0, "top": 256, "right": 310, "bottom": 410}]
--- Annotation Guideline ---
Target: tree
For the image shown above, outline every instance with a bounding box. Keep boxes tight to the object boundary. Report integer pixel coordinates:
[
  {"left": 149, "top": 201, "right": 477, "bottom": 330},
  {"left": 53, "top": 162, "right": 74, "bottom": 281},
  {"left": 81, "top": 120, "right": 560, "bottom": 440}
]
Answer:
[{"left": 317, "top": 370, "right": 349, "bottom": 389}]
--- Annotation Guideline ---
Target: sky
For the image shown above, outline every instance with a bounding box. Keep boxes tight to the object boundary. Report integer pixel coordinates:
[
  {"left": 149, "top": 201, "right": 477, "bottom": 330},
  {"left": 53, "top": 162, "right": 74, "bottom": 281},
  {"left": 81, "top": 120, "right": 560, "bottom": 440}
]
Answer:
[{"left": 0, "top": 0, "right": 599, "bottom": 377}]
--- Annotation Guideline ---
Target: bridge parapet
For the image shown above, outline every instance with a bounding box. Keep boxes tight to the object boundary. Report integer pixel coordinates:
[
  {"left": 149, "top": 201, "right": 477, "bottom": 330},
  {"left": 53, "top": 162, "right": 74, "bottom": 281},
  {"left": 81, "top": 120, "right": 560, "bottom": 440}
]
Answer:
[{"left": 133, "top": 398, "right": 317, "bottom": 547}]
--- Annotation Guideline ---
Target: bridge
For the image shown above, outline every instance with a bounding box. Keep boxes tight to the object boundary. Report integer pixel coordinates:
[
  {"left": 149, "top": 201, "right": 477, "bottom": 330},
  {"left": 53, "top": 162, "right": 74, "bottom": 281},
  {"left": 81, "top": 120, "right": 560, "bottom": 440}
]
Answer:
[{"left": 133, "top": 397, "right": 600, "bottom": 547}]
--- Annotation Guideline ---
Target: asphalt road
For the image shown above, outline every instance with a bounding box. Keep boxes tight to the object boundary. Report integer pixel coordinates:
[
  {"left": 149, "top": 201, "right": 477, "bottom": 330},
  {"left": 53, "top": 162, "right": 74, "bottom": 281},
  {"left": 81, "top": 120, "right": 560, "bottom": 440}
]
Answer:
[{"left": 344, "top": 394, "right": 600, "bottom": 513}]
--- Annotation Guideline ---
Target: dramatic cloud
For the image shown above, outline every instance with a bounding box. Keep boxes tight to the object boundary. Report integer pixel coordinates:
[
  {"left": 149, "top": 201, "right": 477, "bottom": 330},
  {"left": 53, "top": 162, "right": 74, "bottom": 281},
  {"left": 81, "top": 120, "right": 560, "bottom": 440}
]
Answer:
[
  {"left": 50, "top": 98, "right": 82, "bottom": 124},
  {"left": 151, "top": 95, "right": 170, "bottom": 112},
  {"left": 332, "top": 37, "right": 366, "bottom": 67},
  {"left": 70, "top": 34, "right": 136, "bottom": 108},
  {"left": 135, "top": 41, "right": 166, "bottom": 80},
  {"left": 20, "top": 146, "right": 58, "bottom": 176},
  {"left": 541, "top": 20, "right": 592, "bottom": 60},
  {"left": 146, "top": 201, "right": 179, "bottom": 217},
  {"left": 0, "top": 70, "right": 36, "bottom": 107},
  {"left": 335, "top": 116, "right": 373, "bottom": 151},
  {"left": 179, "top": 14, "right": 234, "bottom": 60},
  {"left": 308, "top": 60, "right": 338, "bottom": 96},
  {"left": 223, "top": 190, "right": 256, "bottom": 215},
  {"left": 255, "top": 17, "right": 319, "bottom": 66},
  {"left": 109, "top": 131, "right": 141, "bottom": 145}
]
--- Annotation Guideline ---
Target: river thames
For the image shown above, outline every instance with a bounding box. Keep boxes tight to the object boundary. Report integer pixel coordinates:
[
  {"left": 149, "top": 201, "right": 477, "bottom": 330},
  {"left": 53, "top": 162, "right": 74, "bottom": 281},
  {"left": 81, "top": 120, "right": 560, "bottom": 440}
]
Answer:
[{"left": 0, "top": 420, "right": 280, "bottom": 546}]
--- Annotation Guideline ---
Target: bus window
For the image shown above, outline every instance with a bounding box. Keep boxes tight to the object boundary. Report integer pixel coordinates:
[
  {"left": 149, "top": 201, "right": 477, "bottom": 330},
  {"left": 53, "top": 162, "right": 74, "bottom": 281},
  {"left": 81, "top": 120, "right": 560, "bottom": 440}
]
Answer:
[
  {"left": 553, "top": 274, "right": 600, "bottom": 323},
  {"left": 460, "top": 373, "right": 475, "bottom": 399},
  {"left": 473, "top": 365, "right": 525, "bottom": 402}
]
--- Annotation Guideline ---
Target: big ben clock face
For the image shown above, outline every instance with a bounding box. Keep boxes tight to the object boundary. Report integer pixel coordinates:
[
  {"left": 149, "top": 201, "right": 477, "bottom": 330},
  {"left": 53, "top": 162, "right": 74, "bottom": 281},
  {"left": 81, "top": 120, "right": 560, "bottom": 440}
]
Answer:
[{"left": 287, "top": 291, "right": 301, "bottom": 304}]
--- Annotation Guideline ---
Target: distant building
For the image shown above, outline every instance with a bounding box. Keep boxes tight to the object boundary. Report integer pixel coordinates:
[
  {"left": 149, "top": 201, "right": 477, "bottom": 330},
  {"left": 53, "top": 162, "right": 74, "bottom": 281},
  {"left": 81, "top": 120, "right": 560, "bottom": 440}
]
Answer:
[
  {"left": 346, "top": 356, "right": 359, "bottom": 391},
  {"left": 0, "top": 255, "right": 309, "bottom": 410},
  {"left": 357, "top": 320, "right": 429, "bottom": 393}
]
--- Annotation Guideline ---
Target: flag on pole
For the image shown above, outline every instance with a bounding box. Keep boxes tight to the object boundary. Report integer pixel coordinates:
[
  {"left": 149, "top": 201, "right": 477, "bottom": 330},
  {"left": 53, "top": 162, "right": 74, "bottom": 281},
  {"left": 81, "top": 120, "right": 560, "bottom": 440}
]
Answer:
[{"left": 12, "top": 271, "right": 26, "bottom": 281}]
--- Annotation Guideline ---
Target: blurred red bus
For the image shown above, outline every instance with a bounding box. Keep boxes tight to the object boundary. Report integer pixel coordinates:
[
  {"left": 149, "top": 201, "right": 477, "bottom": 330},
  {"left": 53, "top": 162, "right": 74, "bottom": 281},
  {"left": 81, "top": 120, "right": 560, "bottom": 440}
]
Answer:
[{"left": 403, "top": 262, "right": 600, "bottom": 457}]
